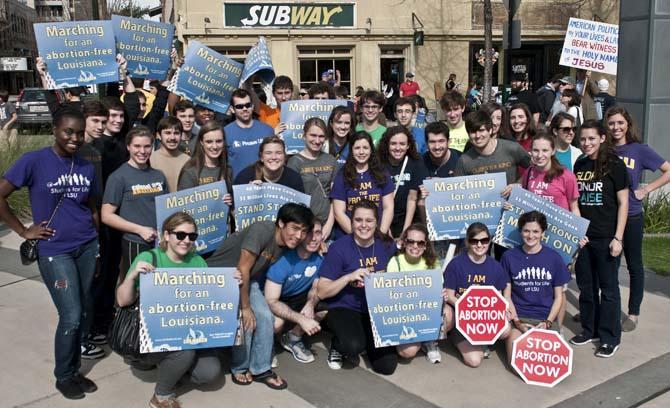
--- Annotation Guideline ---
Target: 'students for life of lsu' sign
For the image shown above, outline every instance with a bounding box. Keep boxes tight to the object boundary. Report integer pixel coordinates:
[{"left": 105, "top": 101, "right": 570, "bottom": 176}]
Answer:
[{"left": 223, "top": 2, "right": 356, "bottom": 28}]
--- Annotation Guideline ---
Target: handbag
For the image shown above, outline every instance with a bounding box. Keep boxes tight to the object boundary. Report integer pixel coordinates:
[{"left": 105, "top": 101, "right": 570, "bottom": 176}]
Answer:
[
  {"left": 19, "top": 159, "right": 74, "bottom": 265},
  {"left": 108, "top": 250, "right": 156, "bottom": 357}
]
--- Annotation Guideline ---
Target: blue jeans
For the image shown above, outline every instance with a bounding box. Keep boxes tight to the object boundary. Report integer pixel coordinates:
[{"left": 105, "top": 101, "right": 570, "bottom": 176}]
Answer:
[
  {"left": 37, "top": 238, "right": 99, "bottom": 381},
  {"left": 231, "top": 281, "right": 274, "bottom": 375},
  {"left": 621, "top": 214, "right": 645, "bottom": 315}
]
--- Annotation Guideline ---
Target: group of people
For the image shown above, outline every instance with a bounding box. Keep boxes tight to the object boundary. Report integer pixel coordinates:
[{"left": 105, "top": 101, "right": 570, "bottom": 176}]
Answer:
[{"left": 1, "top": 56, "right": 668, "bottom": 408}]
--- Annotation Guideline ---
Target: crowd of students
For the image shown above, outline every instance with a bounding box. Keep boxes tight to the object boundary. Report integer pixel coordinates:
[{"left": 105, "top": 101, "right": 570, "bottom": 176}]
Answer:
[{"left": 1, "top": 58, "right": 669, "bottom": 407}]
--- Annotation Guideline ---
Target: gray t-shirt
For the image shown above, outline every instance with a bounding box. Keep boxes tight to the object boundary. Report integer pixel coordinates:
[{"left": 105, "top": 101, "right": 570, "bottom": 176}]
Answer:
[
  {"left": 178, "top": 164, "right": 223, "bottom": 190},
  {"left": 0, "top": 101, "right": 16, "bottom": 128},
  {"left": 287, "top": 152, "right": 337, "bottom": 222},
  {"left": 206, "top": 220, "right": 283, "bottom": 280},
  {"left": 102, "top": 163, "right": 167, "bottom": 243},
  {"left": 454, "top": 138, "right": 530, "bottom": 184}
]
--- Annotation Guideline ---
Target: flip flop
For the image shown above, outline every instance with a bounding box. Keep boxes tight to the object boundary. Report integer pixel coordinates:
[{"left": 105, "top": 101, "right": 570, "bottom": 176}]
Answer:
[
  {"left": 231, "top": 372, "right": 252, "bottom": 386},
  {"left": 252, "top": 370, "right": 288, "bottom": 390}
]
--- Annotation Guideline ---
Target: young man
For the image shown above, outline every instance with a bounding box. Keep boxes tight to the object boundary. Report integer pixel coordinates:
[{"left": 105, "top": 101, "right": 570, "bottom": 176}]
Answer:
[
  {"left": 422, "top": 121, "right": 461, "bottom": 178},
  {"left": 549, "top": 76, "right": 576, "bottom": 121},
  {"left": 173, "top": 100, "right": 197, "bottom": 155},
  {"left": 455, "top": 110, "right": 530, "bottom": 184},
  {"left": 594, "top": 79, "right": 616, "bottom": 121},
  {"left": 192, "top": 104, "right": 216, "bottom": 135},
  {"left": 248, "top": 75, "right": 294, "bottom": 131},
  {"left": 150, "top": 116, "right": 189, "bottom": 193},
  {"left": 399, "top": 72, "right": 420, "bottom": 97},
  {"left": 355, "top": 90, "right": 387, "bottom": 145},
  {"left": 536, "top": 75, "right": 562, "bottom": 125},
  {"left": 207, "top": 203, "right": 315, "bottom": 389},
  {"left": 394, "top": 97, "right": 427, "bottom": 154},
  {"left": 265, "top": 219, "right": 326, "bottom": 364},
  {"left": 505, "top": 73, "right": 541, "bottom": 124},
  {"left": 439, "top": 91, "right": 469, "bottom": 153},
  {"left": 0, "top": 89, "right": 17, "bottom": 146},
  {"left": 224, "top": 89, "right": 274, "bottom": 178},
  {"left": 308, "top": 82, "right": 333, "bottom": 100}
]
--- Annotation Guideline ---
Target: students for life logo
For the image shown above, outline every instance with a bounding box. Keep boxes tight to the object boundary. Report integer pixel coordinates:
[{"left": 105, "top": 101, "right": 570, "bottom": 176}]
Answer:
[{"left": 47, "top": 173, "right": 92, "bottom": 195}]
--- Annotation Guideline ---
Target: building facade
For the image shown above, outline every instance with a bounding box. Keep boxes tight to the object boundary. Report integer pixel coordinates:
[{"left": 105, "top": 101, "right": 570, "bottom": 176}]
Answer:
[{"left": 0, "top": 0, "right": 38, "bottom": 93}]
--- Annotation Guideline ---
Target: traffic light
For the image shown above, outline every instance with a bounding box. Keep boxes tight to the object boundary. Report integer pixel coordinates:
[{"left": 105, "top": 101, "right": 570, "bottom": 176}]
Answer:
[{"left": 413, "top": 30, "right": 424, "bottom": 46}]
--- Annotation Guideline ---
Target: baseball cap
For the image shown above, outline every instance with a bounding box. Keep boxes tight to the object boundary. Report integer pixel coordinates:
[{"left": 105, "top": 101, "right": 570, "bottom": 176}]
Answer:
[
  {"left": 406, "top": 72, "right": 415, "bottom": 77},
  {"left": 559, "top": 76, "right": 576, "bottom": 86},
  {"left": 597, "top": 78, "right": 609, "bottom": 91}
]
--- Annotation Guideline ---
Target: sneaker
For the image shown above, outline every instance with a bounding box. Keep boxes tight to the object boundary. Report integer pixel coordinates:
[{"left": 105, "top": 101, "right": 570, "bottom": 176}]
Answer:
[
  {"left": 622, "top": 316, "right": 638, "bottom": 332},
  {"left": 55, "top": 378, "right": 85, "bottom": 400},
  {"left": 280, "top": 332, "right": 315, "bottom": 363},
  {"left": 88, "top": 332, "right": 107, "bottom": 345},
  {"left": 422, "top": 341, "right": 441, "bottom": 364},
  {"left": 150, "top": 394, "right": 181, "bottom": 408},
  {"left": 81, "top": 342, "right": 105, "bottom": 360},
  {"left": 569, "top": 333, "right": 599, "bottom": 346},
  {"left": 327, "top": 345, "right": 343, "bottom": 370},
  {"left": 595, "top": 344, "right": 619, "bottom": 358},
  {"left": 72, "top": 373, "right": 97, "bottom": 393}
]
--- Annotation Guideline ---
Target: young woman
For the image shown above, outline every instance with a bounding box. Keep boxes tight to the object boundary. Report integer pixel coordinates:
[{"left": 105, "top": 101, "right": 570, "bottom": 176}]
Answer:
[
  {"left": 550, "top": 112, "right": 582, "bottom": 171},
  {"left": 324, "top": 105, "right": 356, "bottom": 168},
  {"left": 0, "top": 109, "right": 99, "bottom": 399},
  {"left": 509, "top": 103, "right": 537, "bottom": 152},
  {"left": 116, "top": 212, "right": 221, "bottom": 408},
  {"left": 571, "top": 120, "right": 629, "bottom": 358},
  {"left": 503, "top": 211, "right": 571, "bottom": 365},
  {"left": 377, "top": 126, "right": 427, "bottom": 238},
  {"left": 443, "top": 223, "right": 510, "bottom": 368},
  {"left": 480, "top": 102, "right": 511, "bottom": 141},
  {"left": 233, "top": 136, "right": 304, "bottom": 193},
  {"left": 387, "top": 224, "right": 441, "bottom": 363},
  {"left": 287, "top": 118, "right": 337, "bottom": 238},
  {"left": 561, "top": 88, "right": 584, "bottom": 127},
  {"left": 606, "top": 106, "right": 670, "bottom": 331},
  {"left": 178, "top": 121, "right": 232, "bottom": 191},
  {"left": 330, "top": 131, "right": 394, "bottom": 237},
  {"left": 317, "top": 199, "right": 398, "bottom": 374}
]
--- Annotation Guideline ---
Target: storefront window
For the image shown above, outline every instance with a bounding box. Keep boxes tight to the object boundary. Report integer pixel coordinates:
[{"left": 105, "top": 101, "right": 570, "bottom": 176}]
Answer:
[{"left": 298, "top": 47, "right": 352, "bottom": 94}]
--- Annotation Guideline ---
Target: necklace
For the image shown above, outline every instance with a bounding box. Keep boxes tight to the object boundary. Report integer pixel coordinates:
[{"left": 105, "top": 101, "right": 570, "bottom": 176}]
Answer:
[{"left": 354, "top": 238, "right": 375, "bottom": 270}]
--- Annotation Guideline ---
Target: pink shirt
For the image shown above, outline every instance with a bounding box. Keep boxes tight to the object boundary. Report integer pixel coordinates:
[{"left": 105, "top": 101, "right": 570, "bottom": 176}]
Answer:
[{"left": 522, "top": 166, "right": 579, "bottom": 211}]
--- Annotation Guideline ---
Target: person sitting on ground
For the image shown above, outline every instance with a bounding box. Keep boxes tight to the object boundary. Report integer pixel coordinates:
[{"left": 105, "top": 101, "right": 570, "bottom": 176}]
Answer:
[{"left": 234, "top": 136, "right": 304, "bottom": 193}]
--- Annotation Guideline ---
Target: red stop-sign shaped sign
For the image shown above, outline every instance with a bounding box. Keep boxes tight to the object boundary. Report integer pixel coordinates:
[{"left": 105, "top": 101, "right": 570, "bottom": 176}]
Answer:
[
  {"left": 511, "top": 328, "right": 573, "bottom": 387},
  {"left": 455, "top": 285, "right": 508, "bottom": 345}
]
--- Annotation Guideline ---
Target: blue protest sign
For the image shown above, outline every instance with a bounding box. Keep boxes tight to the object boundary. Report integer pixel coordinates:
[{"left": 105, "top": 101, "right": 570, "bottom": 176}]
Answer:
[
  {"left": 34, "top": 21, "right": 118, "bottom": 89},
  {"left": 139, "top": 267, "right": 240, "bottom": 353},
  {"left": 112, "top": 15, "right": 174, "bottom": 79},
  {"left": 279, "top": 99, "right": 347, "bottom": 154},
  {"left": 233, "top": 183, "right": 311, "bottom": 230},
  {"left": 168, "top": 40, "right": 243, "bottom": 113},
  {"left": 365, "top": 269, "right": 444, "bottom": 347},
  {"left": 424, "top": 173, "right": 506, "bottom": 240},
  {"left": 493, "top": 187, "right": 590, "bottom": 264},
  {"left": 240, "top": 36, "right": 274, "bottom": 85},
  {"left": 155, "top": 182, "right": 229, "bottom": 254}
]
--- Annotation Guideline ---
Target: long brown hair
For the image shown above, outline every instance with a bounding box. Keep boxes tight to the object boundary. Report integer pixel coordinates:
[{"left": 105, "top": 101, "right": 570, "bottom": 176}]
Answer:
[
  {"left": 343, "top": 131, "right": 388, "bottom": 188},
  {"left": 179, "top": 121, "right": 231, "bottom": 188},
  {"left": 580, "top": 120, "right": 617, "bottom": 179},
  {"left": 254, "top": 136, "right": 286, "bottom": 180},
  {"left": 399, "top": 223, "right": 437, "bottom": 269},
  {"left": 350, "top": 199, "right": 393, "bottom": 242},
  {"left": 480, "top": 102, "right": 512, "bottom": 140},
  {"left": 605, "top": 106, "right": 641, "bottom": 144},
  {"left": 526, "top": 132, "right": 565, "bottom": 186},
  {"left": 326, "top": 106, "right": 356, "bottom": 157},
  {"left": 509, "top": 103, "right": 537, "bottom": 142},
  {"left": 376, "top": 126, "right": 420, "bottom": 165}
]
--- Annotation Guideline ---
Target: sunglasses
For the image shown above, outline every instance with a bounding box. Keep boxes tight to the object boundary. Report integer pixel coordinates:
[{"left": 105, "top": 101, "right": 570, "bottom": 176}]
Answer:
[
  {"left": 169, "top": 230, "right": 199, "bottom": 241},
  {"left": 468, "top": 237, "right": 490, "bottom": 246},
  {"left": 558, "top": 126, "right": 577, "bottom": 133},
  {"left": 233, "top": 102, "right": 253, "bottom": 110},
  {"left": 405, "top": 239, "right": 427, "bottom": 247}
]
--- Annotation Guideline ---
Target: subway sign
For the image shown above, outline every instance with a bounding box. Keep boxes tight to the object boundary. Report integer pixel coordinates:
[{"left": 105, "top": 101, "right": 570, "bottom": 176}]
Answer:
[{"left": 224, "top": 3, "right": 355, "bottom": 28}]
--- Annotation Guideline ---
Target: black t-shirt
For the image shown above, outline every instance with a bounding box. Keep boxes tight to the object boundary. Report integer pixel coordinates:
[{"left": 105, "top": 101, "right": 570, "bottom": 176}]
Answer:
[
  {"left": 387, "top": 157, "right": 428, "bottom": 236},
  {"left": 90, "top": 133, "right": 129, "bottom": 188},
  {"left": 505, "top": 90, "right": 541, "bottom": 114},
  {"left": 233, "top": 165, "right": 305, "bottom": 193},
  {"left": 574, "top": 155, "right": 629, "bottom": 239},
  {"left": 422, "top": 149, "right": 461, "bottom": 178},
  {"left": 594, "top": 92, "right": 616, "bottom": 119}
]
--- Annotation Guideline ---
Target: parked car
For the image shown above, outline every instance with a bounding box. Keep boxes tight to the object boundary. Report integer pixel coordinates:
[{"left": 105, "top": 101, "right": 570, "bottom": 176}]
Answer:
[{"left": 15, "top": 88, "right": 52, "bottom": 129}]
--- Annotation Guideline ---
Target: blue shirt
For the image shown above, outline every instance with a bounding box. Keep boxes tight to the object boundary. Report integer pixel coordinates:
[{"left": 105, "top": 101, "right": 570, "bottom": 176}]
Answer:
[
  {"left": 266, "top": 250, "right": 322, "bottom": 298},
  {"left": 224, "top": 120, "right": 274, "bottom": 178},
  {"left": 444, "top": 253, "right": 509, "bottom": 296}
]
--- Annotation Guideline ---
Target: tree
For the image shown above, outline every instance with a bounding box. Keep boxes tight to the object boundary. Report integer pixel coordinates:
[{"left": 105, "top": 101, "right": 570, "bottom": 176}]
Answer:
[
  {"left": 107, "top": 0, "right": 152, "bottom": 18},
  {"left": 482, "top": 0, "right": 494, "bottom": 103}
]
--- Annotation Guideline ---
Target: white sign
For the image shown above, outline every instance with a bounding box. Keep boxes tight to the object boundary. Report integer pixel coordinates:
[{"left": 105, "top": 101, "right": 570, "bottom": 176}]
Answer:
[
  {"left": 560, "top": 18, "right": 618, "bottom": 75},
  {"left": 0, "top": 57, "right": 28, "bottom": 71}
]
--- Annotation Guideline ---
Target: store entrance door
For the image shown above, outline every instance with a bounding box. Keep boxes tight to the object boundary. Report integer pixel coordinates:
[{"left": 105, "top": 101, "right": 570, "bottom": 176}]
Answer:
[{"left": 380, "top": 58, "right": 404, "bottom": 91}]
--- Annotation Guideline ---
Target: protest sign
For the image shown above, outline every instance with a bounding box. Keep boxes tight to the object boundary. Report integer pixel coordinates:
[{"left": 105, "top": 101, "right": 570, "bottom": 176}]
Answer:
[
  {"left": 34, "top": 21, "right": 118, "bottom": 89},
  {"left": 139, "top": 267, "right": 240, "bottom": 353},
  {"left": 233, "top": 183, "right": 311, "bottom": 230},
  {"left": 493, "top": 187, "right": 589, "bottom": 265},
  {"left": 423, "top": 173, "right": 506, "bottom": 240},
  {"left": 560, "top": 17, "right": 618, "bottom": 75},
  {"left": 365, "top": 269, "right": 444, "bottom": 347},
  {"left": 168, "top": 41, "right": 244, "bottom": 113},
  {"left": 155, "top": 182, "right": 229, "bottom": 254},
  {"left": 511, "top": 329, "right": 573, "bottom": 388},
  {"left": 455, "top": 285, "right": 508, "bottom": 345},
  {"left": 112, "top": 15, "right": 174, "bottom": 79},
  {"left": 240, "top": 36, "right": 275, "bottom": 85},
  {"left": 280, "top": 99, "right": 348, "bottom": 153}
]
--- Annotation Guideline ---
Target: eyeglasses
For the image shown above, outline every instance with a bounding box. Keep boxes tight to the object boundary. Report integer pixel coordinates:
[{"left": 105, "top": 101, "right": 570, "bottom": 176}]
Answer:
[
  {"left": 299, "top": 92, "right": 308, "bottom": 97},
  {"left": 362, "top": 104, "right": 380, "bottom": 110},
  {"left": 558, "top": 126, "right": 577, "bottom": 133},
  {"left": 405, "top": 239, "right": 427, "bottom": 247},
  {"left": 233, "top": 102, "right": 253, "bottom": 110},
  {"left": 169, "top": 230, "right": 199, "bottom": 241},
  {"left": 468, "top": 237, "right": 490, "bottom": 246}
]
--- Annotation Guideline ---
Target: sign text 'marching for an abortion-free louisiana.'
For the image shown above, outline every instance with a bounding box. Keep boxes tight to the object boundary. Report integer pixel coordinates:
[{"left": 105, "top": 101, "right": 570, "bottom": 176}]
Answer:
[
  {"left": 111, "top": 15, "right": 174, "bottom": 79},
  {"left": 560, "top": 17, "right": 619, "bottom": 75},
  {"left": 365, "top": 269, "right": 444, "bottom": 348},
  {"left": 423, "top": 173, "right": 506, "bottom": 240},
  {"left": 233, "top": 183, "right": 311, "bottom": 230},
  {"left": 34, "top": 21, "right": 118, "bottom": 89},
  {"left": 169, "top": 41, "right": 243, "bottom": 113},
  {"left": 493, "top": 187, "right": 590, "bottom": 265},
  {"left": 280, "top": 99, "right": 348, "bottom": 154},
  {"left": 155, "top": 182, "right": 229, "bottom": 255},
  {"left": 139, "top": 267, "right": 240, "bottom": 353}
]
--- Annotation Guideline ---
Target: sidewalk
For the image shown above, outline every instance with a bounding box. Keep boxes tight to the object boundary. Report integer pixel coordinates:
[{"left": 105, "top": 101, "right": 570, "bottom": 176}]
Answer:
[{"left": 1, "top": 228, "right": 669, "bottom": 408}]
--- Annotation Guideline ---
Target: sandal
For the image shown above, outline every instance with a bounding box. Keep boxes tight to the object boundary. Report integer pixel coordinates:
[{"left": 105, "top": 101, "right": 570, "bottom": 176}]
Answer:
[
  {"left": 231, "top": 372, "right": 252, "bottom": 386},
  {"left": 252, "top": 370, "right": 288, "bottom": 390}
]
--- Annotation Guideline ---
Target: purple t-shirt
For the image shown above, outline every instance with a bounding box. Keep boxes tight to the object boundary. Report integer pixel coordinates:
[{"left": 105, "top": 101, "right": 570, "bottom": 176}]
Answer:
[
  {"left": 329, "top": 169, "right": 394, "bottom": 219},
  {"left": 4, "top": 147, "right": 97, "bottom": 256},
  {"left": 444, "top": 253, "right": 509, "bottom": 296},
  {"left": 319, "top": 235, "right": 396, "bottom": 312},
  {"left": 615, "top": 143, "right": 665, "bottom": 215},
  {"left": 501, "top": 246, "right": 570, "bottom": 320}
]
